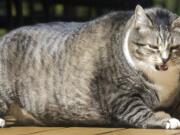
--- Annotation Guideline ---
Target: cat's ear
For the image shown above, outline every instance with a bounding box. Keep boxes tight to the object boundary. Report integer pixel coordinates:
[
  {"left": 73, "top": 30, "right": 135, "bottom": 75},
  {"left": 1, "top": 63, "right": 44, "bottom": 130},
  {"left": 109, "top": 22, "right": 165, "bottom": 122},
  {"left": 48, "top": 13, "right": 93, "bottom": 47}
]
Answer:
[
  {"left": 171, "top": 17, "right": 180, "bottom": 31},
  {"left": 134, "top": 5, "right": 152, "bottom": 29}
]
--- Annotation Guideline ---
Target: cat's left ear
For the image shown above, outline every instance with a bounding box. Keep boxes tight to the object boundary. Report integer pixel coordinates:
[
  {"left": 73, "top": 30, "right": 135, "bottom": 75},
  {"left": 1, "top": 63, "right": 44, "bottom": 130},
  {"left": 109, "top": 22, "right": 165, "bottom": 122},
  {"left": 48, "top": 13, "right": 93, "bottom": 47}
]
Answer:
[
  {"left": 134, "top": 5, "right": 152, "bottom": 29},
  {"left": 171, "top": 17, "right": 180, "bottom": 30}
]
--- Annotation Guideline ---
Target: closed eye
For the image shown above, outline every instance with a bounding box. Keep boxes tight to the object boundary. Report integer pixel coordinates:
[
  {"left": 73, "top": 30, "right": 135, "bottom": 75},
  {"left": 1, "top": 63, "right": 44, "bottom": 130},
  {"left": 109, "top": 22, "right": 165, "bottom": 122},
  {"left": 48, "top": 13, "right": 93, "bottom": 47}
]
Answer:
[
  {"left": 171, "top": 45, "right": 180, "bottom": 51},
  {"left": 133, "top": 42, "right": 146, "bottom": 47},
  {"left": 147, "top": 44, "right": 158, "bottom": 49},
  {"left": 133, "top": 42, "right": 158, "bottom": 50}
]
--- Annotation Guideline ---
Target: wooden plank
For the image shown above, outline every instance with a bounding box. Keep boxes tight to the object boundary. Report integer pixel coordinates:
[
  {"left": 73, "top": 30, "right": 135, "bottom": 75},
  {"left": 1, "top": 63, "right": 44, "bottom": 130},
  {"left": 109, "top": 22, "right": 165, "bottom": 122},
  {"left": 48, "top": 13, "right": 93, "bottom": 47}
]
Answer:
[
  {"left": 35, "top": 127, "right": 124, "bottom": 135},
  {"left": 0, "top": 127, "right": 180, "bottom": 135},
  {"left": 0, "top": 127, "right": 63, "bottom": 135},
  {"left": 116, "top": 129, "right": 180, "bottom": 135}
]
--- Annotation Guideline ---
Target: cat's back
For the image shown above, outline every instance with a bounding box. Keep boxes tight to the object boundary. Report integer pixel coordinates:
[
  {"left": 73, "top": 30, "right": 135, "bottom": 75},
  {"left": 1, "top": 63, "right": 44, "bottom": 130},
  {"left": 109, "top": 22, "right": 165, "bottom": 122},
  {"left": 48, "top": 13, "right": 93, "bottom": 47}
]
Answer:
[
  {"left": 32, "top": 21, "right": 84, "bottom": 35},
  {"left": 2, "top": 21, "right": 84, "bottom": 45},
  {"left": 0, "top": 21, "right": 86, "bottom": 67}
]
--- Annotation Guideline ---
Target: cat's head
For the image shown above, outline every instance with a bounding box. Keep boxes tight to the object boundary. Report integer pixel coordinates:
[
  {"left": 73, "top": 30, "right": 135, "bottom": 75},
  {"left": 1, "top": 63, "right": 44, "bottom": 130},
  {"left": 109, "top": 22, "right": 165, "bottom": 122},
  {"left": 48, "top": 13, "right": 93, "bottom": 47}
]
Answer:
[{"left": 124, "top": 5, "right": 180, "bottom": 72}]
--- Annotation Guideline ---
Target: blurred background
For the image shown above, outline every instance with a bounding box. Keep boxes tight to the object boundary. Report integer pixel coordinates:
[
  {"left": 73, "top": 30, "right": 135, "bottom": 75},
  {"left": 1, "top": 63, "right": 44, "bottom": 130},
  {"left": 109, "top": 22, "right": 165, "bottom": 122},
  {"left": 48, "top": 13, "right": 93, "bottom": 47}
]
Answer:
[{"left": 0, "top": 0, "right": 179, "bottom": 36}]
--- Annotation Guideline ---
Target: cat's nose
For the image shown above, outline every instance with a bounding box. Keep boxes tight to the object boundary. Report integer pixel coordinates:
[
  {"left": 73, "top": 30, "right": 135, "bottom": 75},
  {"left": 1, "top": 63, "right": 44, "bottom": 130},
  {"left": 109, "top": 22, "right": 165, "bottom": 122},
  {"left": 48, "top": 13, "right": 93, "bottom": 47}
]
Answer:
[
  {"left": 161, "top": 51, "right": 169, "bottom": 63},
  {"left": 162, "top": 58, "right": 169, "bottom": 63}
]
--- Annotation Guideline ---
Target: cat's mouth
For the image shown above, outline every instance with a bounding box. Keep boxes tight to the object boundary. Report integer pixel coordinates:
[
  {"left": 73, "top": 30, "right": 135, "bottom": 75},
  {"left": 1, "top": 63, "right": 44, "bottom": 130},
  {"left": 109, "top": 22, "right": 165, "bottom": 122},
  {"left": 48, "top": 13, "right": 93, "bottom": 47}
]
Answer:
[{"left": 155, "top": 64, "right": 168, "bottom": 71}]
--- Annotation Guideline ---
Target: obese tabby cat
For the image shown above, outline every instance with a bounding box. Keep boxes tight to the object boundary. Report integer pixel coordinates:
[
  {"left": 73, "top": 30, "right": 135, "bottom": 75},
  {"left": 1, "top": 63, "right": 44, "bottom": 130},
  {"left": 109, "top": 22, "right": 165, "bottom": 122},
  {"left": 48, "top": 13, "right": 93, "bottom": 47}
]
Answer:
[{"left": 0, "top": 5, "right": 180, "bottom": 129}]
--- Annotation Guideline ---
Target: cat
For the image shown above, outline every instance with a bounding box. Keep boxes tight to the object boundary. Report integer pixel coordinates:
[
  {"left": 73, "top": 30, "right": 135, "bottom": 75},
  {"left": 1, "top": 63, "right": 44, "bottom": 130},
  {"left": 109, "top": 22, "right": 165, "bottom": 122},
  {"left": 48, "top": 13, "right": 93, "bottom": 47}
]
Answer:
[{"left": 0, "top": 5, "right": 179, "bottom": 129}]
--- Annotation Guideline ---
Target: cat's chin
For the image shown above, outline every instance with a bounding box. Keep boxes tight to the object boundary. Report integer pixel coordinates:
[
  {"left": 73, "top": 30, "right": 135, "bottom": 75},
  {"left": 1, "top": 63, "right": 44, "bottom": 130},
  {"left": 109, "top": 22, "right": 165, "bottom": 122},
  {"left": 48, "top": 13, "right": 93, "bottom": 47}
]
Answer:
[{"left": 155, "top": 64, "right": 168, "bottom": 71}]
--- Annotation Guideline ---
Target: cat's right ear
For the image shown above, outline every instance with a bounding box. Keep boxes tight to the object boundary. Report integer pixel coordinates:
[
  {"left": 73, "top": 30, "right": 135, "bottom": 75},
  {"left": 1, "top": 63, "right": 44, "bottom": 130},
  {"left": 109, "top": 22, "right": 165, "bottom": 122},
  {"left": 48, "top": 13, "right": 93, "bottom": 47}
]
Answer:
[
  {"left": 134, "top": 5, "right": 152, "bottom": 31},
  {"left": 171, "top": 17, "right": 180, "bottom": 32}
]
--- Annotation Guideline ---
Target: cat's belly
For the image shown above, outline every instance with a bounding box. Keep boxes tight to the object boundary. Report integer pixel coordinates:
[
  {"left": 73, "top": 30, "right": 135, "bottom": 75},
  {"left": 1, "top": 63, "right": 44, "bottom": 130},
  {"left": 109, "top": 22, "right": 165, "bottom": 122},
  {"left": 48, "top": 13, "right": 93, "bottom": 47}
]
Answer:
[
  {"left": 27, "top": 103, "right": 106, "bottom": 125},
  {"left": 18, "top": 88, "right": 107, "bottom": 125}
]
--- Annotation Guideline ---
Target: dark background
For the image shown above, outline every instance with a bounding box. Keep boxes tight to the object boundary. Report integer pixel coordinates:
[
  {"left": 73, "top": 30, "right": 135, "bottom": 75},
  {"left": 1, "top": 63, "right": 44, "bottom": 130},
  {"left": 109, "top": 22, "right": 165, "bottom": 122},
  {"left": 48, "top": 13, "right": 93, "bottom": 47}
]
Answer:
[{"left": 0, "top": 0, "right": 179, "bottom": 36}]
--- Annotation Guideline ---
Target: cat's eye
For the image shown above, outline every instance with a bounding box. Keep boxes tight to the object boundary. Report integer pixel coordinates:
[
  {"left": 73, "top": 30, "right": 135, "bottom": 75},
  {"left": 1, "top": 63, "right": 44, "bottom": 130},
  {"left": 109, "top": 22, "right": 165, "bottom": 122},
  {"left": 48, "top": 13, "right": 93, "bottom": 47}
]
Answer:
[
  {"left": 171, "top": 45, "right": 180, "bottom": 51},
  {"left": 133, "top": 42, "right": 158, "bottom": 50},
  {"left": 147, "top": 44, "right": 159, "bottom": 50},
  {"left": 134, "top": 42, "right": 146, "bottom": 47}
]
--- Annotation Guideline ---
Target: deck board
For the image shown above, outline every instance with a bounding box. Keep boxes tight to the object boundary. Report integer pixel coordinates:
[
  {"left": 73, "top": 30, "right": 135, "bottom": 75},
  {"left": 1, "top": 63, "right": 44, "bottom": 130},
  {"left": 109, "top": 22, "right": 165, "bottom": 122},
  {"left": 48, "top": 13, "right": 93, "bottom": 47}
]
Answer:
[{"left": 0, "top": 127, "right": 180, "bottom": 135}]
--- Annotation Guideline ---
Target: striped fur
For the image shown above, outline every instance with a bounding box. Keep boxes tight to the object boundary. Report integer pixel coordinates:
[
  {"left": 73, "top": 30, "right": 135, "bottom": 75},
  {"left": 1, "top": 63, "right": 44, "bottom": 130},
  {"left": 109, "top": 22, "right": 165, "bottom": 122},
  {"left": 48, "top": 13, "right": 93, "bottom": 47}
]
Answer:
[{"left": 0, "top": 5, "right": 179, "bottom": 129}]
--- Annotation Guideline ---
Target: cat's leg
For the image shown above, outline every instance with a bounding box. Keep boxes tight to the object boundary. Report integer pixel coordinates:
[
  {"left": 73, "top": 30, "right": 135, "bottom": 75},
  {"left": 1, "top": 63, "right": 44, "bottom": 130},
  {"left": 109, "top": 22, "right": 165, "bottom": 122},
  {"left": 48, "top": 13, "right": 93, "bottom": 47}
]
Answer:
[
  {"left": 0, "top": 103, "right": 44, "bottom": 127},
  {"left": 3, "top": 115, "right": 17, "bottom": 127},
  {"left": 111, "top": 97, "right": 180, "bottom": 129},
  {"left": 0, "top": 99, "right": 16, "bottom": 127},
  {"left": 146, "top": 111, "right": 180, "bottom": 129},
  {"left": 7, "top": 103, "right": 44, "bottom": 126}
]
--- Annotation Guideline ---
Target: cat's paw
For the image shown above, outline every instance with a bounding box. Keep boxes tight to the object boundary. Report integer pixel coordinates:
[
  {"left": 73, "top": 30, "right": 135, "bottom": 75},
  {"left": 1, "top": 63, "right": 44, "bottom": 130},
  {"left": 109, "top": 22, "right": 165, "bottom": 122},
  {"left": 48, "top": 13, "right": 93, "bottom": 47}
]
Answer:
[
  {"left": 0, "top": 118, "right": 5, "bottom": 128},
  {"left": 165, "top": 118, "right": 180, "bottom": 129}
]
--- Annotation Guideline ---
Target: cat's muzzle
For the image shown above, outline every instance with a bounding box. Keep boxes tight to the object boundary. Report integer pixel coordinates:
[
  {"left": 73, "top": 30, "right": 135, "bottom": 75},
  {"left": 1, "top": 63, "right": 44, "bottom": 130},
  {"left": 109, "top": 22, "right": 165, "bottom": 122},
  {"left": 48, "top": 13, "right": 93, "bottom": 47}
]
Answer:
[{"left": 155, "top": 64, "right": 168, "bottom": 71}]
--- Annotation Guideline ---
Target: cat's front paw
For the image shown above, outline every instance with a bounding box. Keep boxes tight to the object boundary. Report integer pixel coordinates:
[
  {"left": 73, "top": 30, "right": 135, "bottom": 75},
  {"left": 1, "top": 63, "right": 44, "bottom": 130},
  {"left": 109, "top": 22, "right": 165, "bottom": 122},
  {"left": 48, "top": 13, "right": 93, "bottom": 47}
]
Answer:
[
  {"left": 165, "top": 118, "right": 180, "bottom": 129},
  {"left": 0, "top": 118, "right": 5, "bottom": 128}
]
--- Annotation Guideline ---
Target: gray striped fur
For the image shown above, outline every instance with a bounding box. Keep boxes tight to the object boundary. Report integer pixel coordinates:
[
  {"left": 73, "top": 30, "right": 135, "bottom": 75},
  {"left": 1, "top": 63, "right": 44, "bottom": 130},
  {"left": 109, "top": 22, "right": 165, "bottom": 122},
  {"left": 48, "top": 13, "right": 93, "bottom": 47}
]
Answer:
[{"left": 0, "top": 5, "right": 179, "bottom": 128}]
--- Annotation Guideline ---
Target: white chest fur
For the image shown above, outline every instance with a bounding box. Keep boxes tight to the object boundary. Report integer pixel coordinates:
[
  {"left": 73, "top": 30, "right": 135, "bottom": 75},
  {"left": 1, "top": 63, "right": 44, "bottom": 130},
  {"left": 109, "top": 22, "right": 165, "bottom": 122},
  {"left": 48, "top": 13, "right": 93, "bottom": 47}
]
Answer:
[{"left": 141, "top": 66, "right": 179, "bottom": 107}]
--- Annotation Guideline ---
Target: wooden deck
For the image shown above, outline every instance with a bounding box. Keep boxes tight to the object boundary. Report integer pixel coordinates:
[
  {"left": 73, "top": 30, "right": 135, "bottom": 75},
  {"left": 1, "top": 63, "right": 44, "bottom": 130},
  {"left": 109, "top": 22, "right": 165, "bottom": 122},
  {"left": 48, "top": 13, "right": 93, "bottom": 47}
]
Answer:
[{"left": 0, "top": 127, "right": 180, "bottom": 135}]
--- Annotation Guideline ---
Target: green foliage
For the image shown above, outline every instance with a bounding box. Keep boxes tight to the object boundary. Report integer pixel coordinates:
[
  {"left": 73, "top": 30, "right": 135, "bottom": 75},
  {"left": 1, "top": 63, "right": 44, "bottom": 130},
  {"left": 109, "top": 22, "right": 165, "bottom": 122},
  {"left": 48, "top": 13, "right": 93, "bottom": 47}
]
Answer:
[
  {"left": 153, "top": 0, "right": 180, "bottom": 14},
  {"left": 0, "top": 29, "right": 6, "bottom": 37},
  {"left": 55, "top": 4, "right": 64, "bottom": 16},
  {"left": 0, "top": 0, "right": 180, "bottom": 37}
]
